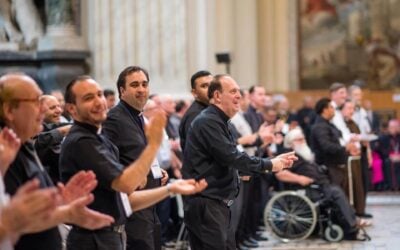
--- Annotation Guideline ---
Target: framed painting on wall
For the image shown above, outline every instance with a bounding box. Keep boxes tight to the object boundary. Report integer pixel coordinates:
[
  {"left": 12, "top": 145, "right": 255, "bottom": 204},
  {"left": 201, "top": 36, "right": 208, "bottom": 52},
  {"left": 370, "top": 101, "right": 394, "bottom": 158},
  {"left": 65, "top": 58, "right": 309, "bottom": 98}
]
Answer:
[{"left": 299, "top": 0, "right": 400, "bottom": 89}]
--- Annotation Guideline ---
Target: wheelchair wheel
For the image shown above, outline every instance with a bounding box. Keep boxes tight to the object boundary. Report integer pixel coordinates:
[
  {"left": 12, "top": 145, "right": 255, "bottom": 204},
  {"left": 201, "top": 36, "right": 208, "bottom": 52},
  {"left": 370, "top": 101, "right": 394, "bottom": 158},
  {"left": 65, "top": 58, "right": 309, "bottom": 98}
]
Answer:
[
  {"left": 264, "top": 191, "right": 317, "bottom": 242},
  {"left": 324, "top": 224, "right": 343, "bottom": 242}
]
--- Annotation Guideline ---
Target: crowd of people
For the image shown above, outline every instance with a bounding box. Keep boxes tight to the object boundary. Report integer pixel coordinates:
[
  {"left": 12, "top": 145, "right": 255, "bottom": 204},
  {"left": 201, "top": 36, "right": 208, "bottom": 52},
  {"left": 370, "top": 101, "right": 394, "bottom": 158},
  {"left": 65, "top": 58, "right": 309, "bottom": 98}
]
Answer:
[{"left": 0, "top": 67, "right": 398, "bottom": 250}]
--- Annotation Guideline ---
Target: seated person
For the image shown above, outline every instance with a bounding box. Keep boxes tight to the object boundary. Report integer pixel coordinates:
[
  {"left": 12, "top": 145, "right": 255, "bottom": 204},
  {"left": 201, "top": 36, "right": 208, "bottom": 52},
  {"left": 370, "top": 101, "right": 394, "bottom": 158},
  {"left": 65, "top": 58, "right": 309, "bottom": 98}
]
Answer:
[{"left": 275, "top": 128, "right": 370, "bottom": 240}]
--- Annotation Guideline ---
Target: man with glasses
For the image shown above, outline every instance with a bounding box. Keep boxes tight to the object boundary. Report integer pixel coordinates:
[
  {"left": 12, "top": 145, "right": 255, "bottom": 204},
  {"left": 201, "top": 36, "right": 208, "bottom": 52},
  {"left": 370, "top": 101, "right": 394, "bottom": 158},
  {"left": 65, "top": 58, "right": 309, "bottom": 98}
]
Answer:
[{"left": 0, "top": 73, "right": 116, "bottom": 250}]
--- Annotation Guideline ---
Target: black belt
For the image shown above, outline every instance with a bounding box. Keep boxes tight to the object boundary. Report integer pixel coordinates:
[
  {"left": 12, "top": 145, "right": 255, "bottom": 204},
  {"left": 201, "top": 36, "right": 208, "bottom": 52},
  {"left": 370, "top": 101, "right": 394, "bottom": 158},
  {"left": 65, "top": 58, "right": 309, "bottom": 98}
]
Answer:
[
  {"left": 72, "top": 225, "right": 125, "bottom": 234},
  {"left": 191, "top": 195, "right": 234, "bottom": 207}
]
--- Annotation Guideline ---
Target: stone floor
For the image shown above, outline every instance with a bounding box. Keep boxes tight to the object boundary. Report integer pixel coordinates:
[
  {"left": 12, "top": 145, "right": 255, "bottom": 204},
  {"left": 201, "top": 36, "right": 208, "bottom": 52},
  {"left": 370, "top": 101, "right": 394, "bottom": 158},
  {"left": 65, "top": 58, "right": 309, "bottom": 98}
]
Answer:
[{"left": 256, "top": 192, "right": 400, "bottom": 250}]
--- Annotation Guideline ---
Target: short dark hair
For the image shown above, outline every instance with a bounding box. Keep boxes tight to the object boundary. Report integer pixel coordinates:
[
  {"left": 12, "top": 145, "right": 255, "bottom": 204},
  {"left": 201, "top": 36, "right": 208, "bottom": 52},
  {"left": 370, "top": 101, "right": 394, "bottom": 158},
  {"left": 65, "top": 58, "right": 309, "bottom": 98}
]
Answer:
[
  {"left": 103, "top": 89, "right": 115, "bottom": 98},
  {"left": 116, "top": 66, "right": 149, "bottom": 98},
  {"left": 207, "top": 74, "right": 228, "bottom": 100},
  {"left": 175, "top": 100, "right": 187, "bottom": 113},
  {"left": 248, "top": 85, "right": 263, "bottom": 94},
  {"left": 329, "top": 82, "right": 345, "bottom": 93},
  {"left": 65, "top": 75, "right": 93, "bottom": 104},
  {"left": 339, "top": 99, "right": 353, "bottom": 111},
  {"left": 315, "top": 97, "right": 331, "bottom": 115},
  {"left": 190, "top": 70, "right": 211, "bottom": 89}
]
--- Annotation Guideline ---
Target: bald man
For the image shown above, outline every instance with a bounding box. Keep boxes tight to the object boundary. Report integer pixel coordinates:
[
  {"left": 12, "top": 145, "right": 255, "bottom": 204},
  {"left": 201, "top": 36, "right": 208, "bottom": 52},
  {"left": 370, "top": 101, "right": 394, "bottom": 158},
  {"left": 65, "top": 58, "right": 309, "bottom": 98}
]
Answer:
[
  {"left": 34, "top": 95, "right": 72, "bottom": 184},
  {"left": 0, "top": 73, "right": 115, "bottom": 250}
]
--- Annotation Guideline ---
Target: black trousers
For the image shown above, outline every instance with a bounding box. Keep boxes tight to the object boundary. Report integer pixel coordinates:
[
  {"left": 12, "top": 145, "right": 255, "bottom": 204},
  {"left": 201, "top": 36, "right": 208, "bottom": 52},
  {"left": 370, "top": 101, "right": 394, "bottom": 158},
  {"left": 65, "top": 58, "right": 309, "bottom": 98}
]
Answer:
[
  {"left": 66, "top": 228, "right": 124, "bottom": 250},
  {"left": 126, "top": 208, "right": 161, "bottom": 250},
  {"left": 184, "top": 196, "right": 235, "bottom": 250},
  {"left": 321, "top": 185, "right": 357, "bottom": 235}
]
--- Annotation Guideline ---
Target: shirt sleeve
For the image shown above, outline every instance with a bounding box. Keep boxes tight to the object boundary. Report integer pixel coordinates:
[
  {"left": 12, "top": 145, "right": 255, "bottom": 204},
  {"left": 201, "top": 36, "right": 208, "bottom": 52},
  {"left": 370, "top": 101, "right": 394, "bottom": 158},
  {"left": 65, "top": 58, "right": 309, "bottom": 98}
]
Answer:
[
  {"left": 195, "top": 119, "right": 272, "bottom": 174},
  {"left": 69, "top": 137, "right": 123, "bottom": 190}
]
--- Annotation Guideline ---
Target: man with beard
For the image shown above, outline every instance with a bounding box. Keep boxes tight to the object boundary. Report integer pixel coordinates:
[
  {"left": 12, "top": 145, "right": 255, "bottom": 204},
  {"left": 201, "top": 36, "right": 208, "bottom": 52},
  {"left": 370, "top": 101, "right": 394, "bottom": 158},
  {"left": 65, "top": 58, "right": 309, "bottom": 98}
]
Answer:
[{"left": 276, "top": 128, "right": 369, "bottom": 240}]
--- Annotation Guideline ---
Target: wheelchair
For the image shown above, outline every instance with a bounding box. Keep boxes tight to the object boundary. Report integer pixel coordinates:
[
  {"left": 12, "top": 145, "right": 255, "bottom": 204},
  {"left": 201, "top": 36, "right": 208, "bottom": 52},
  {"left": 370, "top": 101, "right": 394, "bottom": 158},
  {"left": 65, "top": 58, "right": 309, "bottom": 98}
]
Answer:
[{"left": 264, "top": 184, "right": 344, "bottom": 243}]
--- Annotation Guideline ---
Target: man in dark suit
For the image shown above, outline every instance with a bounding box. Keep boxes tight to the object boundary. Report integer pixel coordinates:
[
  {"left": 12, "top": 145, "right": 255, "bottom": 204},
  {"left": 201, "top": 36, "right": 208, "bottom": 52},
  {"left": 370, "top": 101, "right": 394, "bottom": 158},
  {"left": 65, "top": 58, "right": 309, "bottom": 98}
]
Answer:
[
  {"left": 310, "top": 97, "right": 359, "bottom": 194},
  {"left": 102, "top": 66, "right": 167, "bottom": 250}
]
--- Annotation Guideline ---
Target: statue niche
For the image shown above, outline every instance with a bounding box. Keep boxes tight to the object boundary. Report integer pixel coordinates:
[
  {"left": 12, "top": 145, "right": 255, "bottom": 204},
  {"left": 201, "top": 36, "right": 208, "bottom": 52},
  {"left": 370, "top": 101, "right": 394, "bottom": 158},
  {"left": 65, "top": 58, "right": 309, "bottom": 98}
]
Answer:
[{"left": 0, "top": 0, "right": 44, "bottom": 50}]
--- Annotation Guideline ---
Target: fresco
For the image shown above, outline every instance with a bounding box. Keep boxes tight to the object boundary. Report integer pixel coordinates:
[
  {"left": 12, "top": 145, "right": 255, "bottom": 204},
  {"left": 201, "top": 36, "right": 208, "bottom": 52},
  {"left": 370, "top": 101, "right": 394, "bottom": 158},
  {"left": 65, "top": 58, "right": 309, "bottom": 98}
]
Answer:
[{"left": 300, "top": 0, "right": 400, "bottom": 89}]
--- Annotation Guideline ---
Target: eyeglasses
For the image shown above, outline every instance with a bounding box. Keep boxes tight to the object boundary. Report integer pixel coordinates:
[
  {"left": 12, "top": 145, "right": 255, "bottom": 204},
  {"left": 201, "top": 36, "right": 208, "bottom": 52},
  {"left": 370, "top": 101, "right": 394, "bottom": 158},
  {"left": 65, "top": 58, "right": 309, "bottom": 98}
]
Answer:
[
  {"left": 11, "top": 96, "right": 41, "bottom": 105},
  {"left": 293, "top": 137, "right": 305, "bottom": 142}
]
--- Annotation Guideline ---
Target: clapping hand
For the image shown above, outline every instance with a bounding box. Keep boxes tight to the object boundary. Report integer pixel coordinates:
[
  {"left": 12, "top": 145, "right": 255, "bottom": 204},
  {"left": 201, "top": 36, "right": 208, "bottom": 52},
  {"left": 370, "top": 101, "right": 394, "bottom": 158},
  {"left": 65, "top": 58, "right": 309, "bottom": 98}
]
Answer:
[
  {"left": 0, "top": 127, "right": 21, "bottom": 173},
  {"left": 58, "top": 170, "right": 97, "bottom": 204},
  {"left": 64, "top": 194, "right": 114, "bottom": 230}
]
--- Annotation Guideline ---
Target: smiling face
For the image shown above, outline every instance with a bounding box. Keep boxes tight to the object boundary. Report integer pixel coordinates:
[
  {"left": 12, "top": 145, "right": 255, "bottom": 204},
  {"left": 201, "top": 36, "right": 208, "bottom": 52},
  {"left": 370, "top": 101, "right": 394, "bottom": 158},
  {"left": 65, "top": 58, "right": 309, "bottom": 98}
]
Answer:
[
  {"left": 42, "top": 95, "right": 62, "bottom": 124},
  {"left": 1, "top": 74, "right": 44, "bottom": 142},
  {"left": 67, "top": 79, "right": 107, "bottom": 127},
  {"left": 120, "top": 71, "right": 149, "bottom": 111},
  {"left": 214, "top": 76, "right": 241, "bottom": 118}
]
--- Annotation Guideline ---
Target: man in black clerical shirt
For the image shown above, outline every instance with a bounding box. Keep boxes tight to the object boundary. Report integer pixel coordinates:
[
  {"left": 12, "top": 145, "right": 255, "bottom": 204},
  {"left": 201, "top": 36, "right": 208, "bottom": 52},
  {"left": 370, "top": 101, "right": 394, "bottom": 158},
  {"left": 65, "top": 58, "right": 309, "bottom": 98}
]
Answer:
[
  {"left": 60, "top": 76, "right": 207, "bottom": 250},
  {"left": 102, "top": 66, "right": 168, "bottom": 250},
  {"left": 179, "top": 70, "right": 212, "bottom": 152},
  {"left": 1, "top": 73, "right": 115, "bottom": 250},
  {"left": 182, "top": 74, "right": 297, "bottom": 250}
]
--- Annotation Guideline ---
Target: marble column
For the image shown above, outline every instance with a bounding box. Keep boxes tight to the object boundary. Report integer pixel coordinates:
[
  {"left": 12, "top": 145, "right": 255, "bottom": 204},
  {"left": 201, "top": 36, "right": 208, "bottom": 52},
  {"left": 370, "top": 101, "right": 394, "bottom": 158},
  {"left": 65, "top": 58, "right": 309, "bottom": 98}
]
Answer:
[
  {"left": 257, "top": 0, "right": 298, "bottom": 91},
  {"left": 86, "top": 0, "right": 189, "bottom": 98}
]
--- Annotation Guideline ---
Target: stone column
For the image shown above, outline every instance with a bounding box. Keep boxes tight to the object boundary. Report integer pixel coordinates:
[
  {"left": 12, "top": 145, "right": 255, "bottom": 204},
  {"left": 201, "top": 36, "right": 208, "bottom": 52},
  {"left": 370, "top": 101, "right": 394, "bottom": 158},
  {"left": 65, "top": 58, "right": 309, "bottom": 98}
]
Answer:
[
  {"left": 86, "top": 0, "right": 189, "bottom": 98},
  {"left": 257, "top": 0, "right": 296, "bottom": 91}
]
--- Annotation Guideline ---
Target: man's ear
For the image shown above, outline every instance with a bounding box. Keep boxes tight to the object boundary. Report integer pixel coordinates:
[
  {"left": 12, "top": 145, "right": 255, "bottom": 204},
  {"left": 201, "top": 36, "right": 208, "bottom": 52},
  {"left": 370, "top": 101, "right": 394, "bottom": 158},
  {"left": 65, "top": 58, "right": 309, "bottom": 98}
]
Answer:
[
  {"left": 214, "top": 91, "right": 221, "bottom": 104},
  {"left": 119, "top": 86, "right": 125, "bottom": 97},
  {"left": 191, "top": 89, "right": 197, "bottom": 98},
  {"left": 2, "top": 102, "right": 14, "bottom": 122},
  {"left": 65, "top": 103, "right": 76, "bottom": 117}
]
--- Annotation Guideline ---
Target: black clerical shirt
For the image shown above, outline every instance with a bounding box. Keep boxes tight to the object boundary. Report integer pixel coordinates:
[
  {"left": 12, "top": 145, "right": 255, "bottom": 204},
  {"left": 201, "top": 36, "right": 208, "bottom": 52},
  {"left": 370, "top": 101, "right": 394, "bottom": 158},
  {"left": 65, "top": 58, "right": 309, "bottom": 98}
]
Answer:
[
  {"left": 182, "top": 105, "right": 272, "bottom": 201},
  {"left": 179, "top": 100, "right": 208, "bottom": 152},
  {"left": 59, "top": 120, "right": 127, "bottom": 226},
  {"left": 4, "top": 142, "right": 61, "bottom": 250}
]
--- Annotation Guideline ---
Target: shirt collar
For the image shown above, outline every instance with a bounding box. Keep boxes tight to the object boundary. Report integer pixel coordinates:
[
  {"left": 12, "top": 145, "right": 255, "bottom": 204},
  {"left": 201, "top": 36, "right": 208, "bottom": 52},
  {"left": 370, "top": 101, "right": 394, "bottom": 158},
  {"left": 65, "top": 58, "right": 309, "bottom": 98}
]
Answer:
[
  {"left": 120, "top": 100, "right": 142, "bottom": 117},
  {"left": 74, "top": 120, "right": 101, "bottom": 134},
  {"left": 194, "top": 100, "right": 208, "bottom": 109},
  {"left": 209, "top": 104, "right": 230, "bottom": 123}
]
